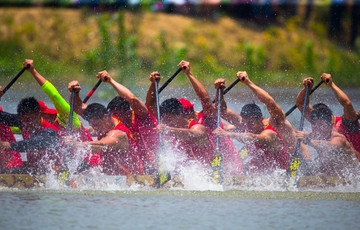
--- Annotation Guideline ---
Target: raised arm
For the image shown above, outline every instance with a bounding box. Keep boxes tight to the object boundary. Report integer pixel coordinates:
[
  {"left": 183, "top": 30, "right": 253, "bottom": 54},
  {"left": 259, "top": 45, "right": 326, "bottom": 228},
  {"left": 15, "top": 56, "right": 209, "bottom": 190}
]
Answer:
[
  {"left": 321, "top": 73, "right": 358, "bottom": 122},
  {"left": 145, "top": 72, "right": 160, "bottom": 118},
  {"left": 238, "top": 71, "right": 285, "bottom": 124},
  {"left": 68, "top": 81, "right": 87, "bottom": 117},
  {"left": 97, "top": 70, "right": 148, "bottom": 116},
  {"left": 179, "top": 60, "right": 216, "bottom": 118},
  {"left": 214, "top": 78, "right": 243, "bottom": 129},
  {"left": 23, "top": 59, "right": 81, "bottom": 130},
  {"left": 296, "top": 78, "right": 314, "bottom": 122}
]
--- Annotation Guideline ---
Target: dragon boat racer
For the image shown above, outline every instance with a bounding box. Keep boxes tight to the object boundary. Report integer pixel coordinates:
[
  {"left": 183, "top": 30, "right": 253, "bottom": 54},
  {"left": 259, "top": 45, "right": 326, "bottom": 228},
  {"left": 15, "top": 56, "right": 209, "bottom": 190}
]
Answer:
[
  {"left": 177, "top": 61, "right": 243, "bottom": 175},
  {"left": 66, "top": 82, "right": 144, "bottom": 175},
  {"left": 22, "top": 59, "right": 101, "bottom": 170},
  {"left": 96, "top": 71, "right": 158, "bottom": 174},
  {"left": 0, "top": 97, "right": 60, "bottom": 174},
  {"left": 213, "top": 72, "right": 313, "bottom": 175},
  {"left": 297, "top": 75, "right": 360, "bottom": 161}
]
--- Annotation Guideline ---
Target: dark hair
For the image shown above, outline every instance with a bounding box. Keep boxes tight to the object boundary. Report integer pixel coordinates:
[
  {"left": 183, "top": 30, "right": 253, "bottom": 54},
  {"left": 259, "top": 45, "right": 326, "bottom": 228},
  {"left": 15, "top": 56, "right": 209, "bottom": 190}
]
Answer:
[
  {"left": 107, "top": 96, "right": 130, "bottom": 114},
  {"left": 17, "top": 97, "right": 40, "bottom": 115},
  {"left": 310, "top": 104, "right": 333, "bottom": 125},
  {"left": 312, "top": 103, "right": 330, "bottom": 110},
  {"left": 240, "top": 103, "right": 262, "bottom": 119},
  {"left": 83, "top": 103, "right": 108, "bottom": 121},
  {"left": 160, "top": 98, "right": 184, "bottom": 117}
]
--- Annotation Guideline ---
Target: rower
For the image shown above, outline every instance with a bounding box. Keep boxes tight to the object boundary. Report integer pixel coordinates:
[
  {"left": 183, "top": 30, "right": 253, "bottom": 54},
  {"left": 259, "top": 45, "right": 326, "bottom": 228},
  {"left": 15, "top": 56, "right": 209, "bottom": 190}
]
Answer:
[
  {"left": 0, "top": 97, "right": 60, "bottom": 174},
  {"left": 296, "top": 75, "right": 360, "bottom": 161},
  {"left": 294, "top": 103, "right": 359, "bottom": 176},
  {"left": 22, "top": 59, "right": 101, "bottom": 172},
  {"left": 96, "top": 70, "right": 158, "bottom": 175},
  {"left": 177, "top": 60, "right": 243, "bottom": 175},
  {"left": 213, "top": 72, "right": 311, "bottom": 175},
  {"left": 65, "top": 82, "right": 144, "bottom": 175}
]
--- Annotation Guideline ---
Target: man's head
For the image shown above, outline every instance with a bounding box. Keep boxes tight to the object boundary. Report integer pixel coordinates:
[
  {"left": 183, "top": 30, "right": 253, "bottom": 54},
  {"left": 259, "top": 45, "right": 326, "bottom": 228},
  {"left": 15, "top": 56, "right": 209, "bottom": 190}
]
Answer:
[
  {"left": 310, "top": 103, "right": 333, "bottom": 134},
  {"left": 17, "top": 97, "right": 42, "bottom": 133},
  {"left": 107, "top": 96, "right": 132, "bottom": 120},
  {"left": 240, "top": 103, "right": 264, "bottom": 133},
  {"left": 160, "top": 98, "right": 185, "bottom": 126},
  {"left": 84, "top": 103, "right": 112, "bottom": 133}
]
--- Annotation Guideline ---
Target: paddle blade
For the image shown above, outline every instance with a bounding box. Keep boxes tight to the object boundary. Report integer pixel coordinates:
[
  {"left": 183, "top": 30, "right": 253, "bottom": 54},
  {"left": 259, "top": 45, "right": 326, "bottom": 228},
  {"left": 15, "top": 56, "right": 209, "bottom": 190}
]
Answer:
[
  {"left": 286, "top": 155, "right": 301, "bottom": 190},
  {"left": 210, "top": 152, "right": 223, "bottom": 184},
  {"left": 58, "top": 165, "right": 70, "bottom": 186},
  {"left": 155, "top": 151, "right": 171, "bottom": 188}
]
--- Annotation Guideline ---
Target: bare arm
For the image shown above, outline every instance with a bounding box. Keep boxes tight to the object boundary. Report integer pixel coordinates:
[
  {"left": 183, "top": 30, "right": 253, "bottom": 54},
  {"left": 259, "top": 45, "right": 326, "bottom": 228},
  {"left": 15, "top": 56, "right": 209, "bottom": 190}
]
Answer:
[
  {"left": 97, "top": 70, "right": 148, "bottom": 116},
  {"left": 179, "top": 60, "right": 216, "bottom": 118},
  {"left": 73, "top": 129, "right": 129, "bottom": 154},
  {"left": 145, "top": 72, "right": 160, "bottom": 118},
  {"left": 238, "top": 72, "right": 285, "bottom": 125},
  {"left": 321, "top": 73, "right": 358, "bottom": 122},
  {"left": 213, "top": 127, "right": 280, "bottom": 148},
  {"left": 158, "top": 123, "right": 208, "bottom": 147},
  {"left": 296, "top": 78, "right": 314, "bottom": 122}
]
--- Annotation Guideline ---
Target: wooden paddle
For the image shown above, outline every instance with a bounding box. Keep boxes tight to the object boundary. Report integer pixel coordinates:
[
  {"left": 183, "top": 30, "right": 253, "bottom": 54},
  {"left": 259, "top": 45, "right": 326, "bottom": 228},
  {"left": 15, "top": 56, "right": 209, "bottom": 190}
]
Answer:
[
  {"left": 285, "top": 80, "right": 324, "bottom": 117},
  {"left": 1, "top": 64, "right": 30, "bottom": 97},
  {"left": 210, "top": 87, "right": 224, "bottom": 184},
  {"left": 57, "top": 88, "right": 76, "bottom": 186},
  {"left": 286, "top": 83, "right": 310, "bottom": 189},
  {"left": 154, "top": 75, "right": 171, "bottom": 188},
  {"left": 158, "top": 67, "right": 183, "bottom": 94}
]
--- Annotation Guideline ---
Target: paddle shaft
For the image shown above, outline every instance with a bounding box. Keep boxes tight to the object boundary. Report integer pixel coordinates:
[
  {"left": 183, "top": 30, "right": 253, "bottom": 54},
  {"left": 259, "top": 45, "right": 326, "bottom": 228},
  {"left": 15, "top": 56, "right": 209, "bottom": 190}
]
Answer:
[
  {"left": 2, "top": 65, "right": 30, "bottom": 95},
  {"left": 82, "top": 79, "right": 102, "bottom": 104},
  {"left": 158, "top": 67, "right": 182, "bottom": 94},
  {"left": 211, "top": 78, "right": 240, "bottom": 104},
  {"left": 285, "top": 80, "right": 324, "bottom": 117},
  {"left": 295, "top": 84, "right": 310, "bottom": 154},
  {"left": 64, "top": 89, "right": 76, "bottom": 165},
  {"left": 154, "top": 78, "right": 162, "bottom": 141},
  {"left": 215, "top": 87, "right": 222, "bottom": 151}
]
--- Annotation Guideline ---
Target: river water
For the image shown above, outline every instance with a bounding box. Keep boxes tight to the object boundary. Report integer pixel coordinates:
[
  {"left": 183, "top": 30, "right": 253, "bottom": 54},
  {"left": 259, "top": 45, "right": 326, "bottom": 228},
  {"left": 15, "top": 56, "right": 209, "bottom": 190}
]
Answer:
[{"left": 0, "top": 79, "right": 359, "bottom": 230}]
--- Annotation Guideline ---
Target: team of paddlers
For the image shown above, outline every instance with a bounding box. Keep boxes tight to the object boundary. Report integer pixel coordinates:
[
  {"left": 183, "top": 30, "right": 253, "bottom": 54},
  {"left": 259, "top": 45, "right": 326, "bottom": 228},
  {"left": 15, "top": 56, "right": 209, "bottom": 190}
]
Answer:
[{"left": 0, "top": 59, "right": 359, "bottom": 179}]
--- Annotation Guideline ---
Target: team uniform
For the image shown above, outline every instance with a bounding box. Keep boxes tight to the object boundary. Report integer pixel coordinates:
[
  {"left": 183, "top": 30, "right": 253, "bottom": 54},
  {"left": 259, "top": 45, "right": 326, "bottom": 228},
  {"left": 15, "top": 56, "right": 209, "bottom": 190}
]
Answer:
[
  {"left": 129, "top": 108, "right": 158, "bottom": 172},
  {"left": 0, "top": 106, "right": 22, "bottom": 169},
  {"left": 245, "top": 125, "right": 289, "bottom": 174},
  {"left": 98, "top": 116, "right": 144, "bottom": 175},
  {"left": 198, "top": 114, "right": 244, "bottom": 175},
  {"left": 333, "top": 116, "right": 360, "bottom": 159}
]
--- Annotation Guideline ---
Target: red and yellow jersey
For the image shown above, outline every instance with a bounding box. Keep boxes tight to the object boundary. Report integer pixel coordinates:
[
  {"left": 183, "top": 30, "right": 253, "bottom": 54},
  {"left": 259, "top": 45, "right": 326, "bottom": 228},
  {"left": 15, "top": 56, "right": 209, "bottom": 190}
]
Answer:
[{"left": 98, "top": 116, "right": 144, "bottom": 175}]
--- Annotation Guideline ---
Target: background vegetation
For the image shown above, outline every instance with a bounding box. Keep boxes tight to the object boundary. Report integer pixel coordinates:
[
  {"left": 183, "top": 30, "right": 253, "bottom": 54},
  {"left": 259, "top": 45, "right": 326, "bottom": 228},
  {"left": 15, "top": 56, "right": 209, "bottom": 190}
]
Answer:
[{"left": 0, "top": 6, "right": 359, "bottom": 90}]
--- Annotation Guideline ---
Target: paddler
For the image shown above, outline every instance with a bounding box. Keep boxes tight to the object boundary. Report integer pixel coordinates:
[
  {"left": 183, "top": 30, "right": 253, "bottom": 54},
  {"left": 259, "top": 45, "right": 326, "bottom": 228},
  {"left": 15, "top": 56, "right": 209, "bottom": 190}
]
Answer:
[
  {"left": 22, "top": 59, "right": 101, "bottom": 172},
  {"left": 0, "top": 97, "right": 60, "bottom": 174},
  {"left": 213, "top": 71, "right": 310, "bottom": 175},
  {"left": 96, "top": 70, "right": 158, "bottom": 174},
  {"left": 65, "top": 82, "right": 144, "bottom": 175},
  {"left": 176, "top": 60, "right": 243, "bottom": 175},
  {"left": 296, "top": 74, "right": 360, "bottom": 161}
]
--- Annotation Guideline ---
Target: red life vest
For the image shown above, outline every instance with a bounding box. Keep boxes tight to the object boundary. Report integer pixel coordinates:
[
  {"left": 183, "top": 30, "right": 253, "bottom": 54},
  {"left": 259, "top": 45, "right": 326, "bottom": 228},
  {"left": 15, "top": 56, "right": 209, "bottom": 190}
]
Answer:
[
  {"left": 199, "top": 115, "right": 244, "bottom": 175},
  {"left": 98, "top": 116, "right": 144, "bottom": 175},
  {"left": 246, "top": 124, "right": 289, "bottom": 174},
  {"left": 334, "top": 116, "right": 360, "bottom": 159},
  {"left": 130, "top": 108, "right": 158, "bottom": 170},
  {"left": 0, "top": 106, "right": 22, "bottom": 168}
]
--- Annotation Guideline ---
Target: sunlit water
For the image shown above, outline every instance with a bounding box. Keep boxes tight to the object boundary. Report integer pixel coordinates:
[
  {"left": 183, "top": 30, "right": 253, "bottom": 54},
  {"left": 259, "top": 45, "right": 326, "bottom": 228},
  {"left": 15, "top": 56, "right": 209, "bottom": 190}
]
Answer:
[{"left": 0, "top": 81, "right": 359, "bottom": 229}]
